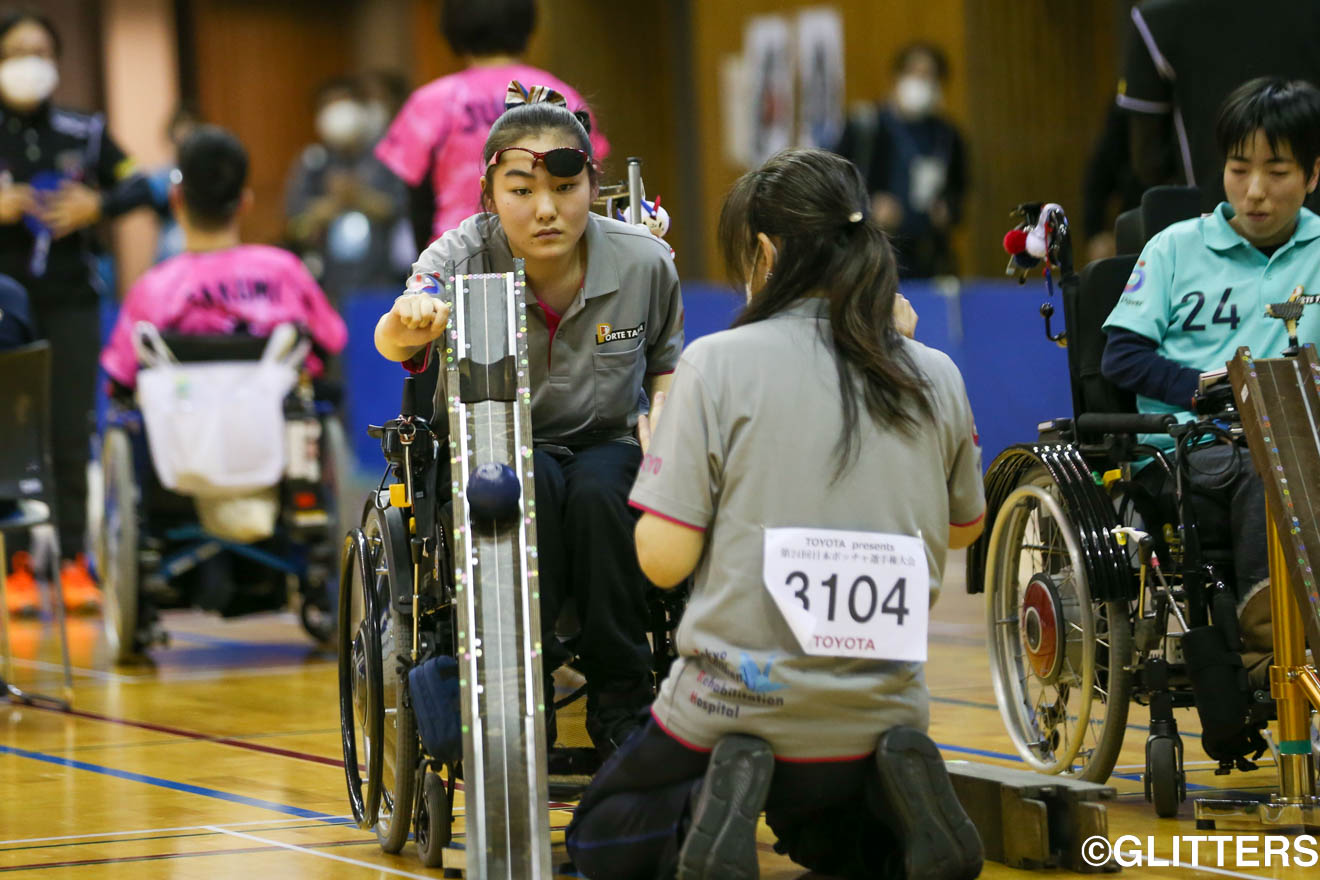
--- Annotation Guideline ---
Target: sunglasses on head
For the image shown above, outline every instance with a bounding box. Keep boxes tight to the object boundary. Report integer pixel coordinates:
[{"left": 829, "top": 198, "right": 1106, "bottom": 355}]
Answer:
[{"left": 486, "top": 146, "right": 590, "bottom": 178}]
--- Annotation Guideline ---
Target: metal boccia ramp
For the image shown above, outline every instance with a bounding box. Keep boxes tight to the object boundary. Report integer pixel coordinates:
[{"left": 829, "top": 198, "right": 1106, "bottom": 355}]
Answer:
[{"left": 440, "top": 260, "right": 553, "bottom": 878}]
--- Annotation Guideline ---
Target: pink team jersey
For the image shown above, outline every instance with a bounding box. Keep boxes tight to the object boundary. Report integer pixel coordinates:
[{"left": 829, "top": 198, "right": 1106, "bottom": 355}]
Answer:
[
  {"left": 375, "top": 64, "right": 610, "bottom": 241},
  {"left": 100, "top": 244, "right": 348, "bottom": 388}
]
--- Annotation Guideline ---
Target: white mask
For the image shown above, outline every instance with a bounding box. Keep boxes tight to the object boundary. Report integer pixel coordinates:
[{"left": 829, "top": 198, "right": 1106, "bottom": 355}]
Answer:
[
  {"left": 0, "top": 56, "right": 58, "bottom": 108},
  {"left": 745, "top": 240, "right": 778, "bottom": 303},
  {"left": 316, "top": 99, "right": 367, "bottom": 148},
  {"left": 895, "top": 75, "right": 938, "bottom": 117}
]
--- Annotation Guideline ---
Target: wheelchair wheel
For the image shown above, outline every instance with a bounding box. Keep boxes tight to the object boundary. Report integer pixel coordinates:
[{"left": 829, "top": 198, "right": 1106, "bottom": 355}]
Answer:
[
  {"left": 98, "top": 426, "right": 140, "bottom": 664},
  {"left": 985, "top": 467, "right": 1133, "bottom": 782},
  {"left": 338, "top": 527, "right": 383, "bottom": 830},
  {"left": 415, "top": 766, "right": 454, "bottom": 868},
  {"left": 362, "top": 504, "right": 418, "bottom": 854},
  {"left": 1146, "top": 735, "right": 1185, "bottom": 817}
]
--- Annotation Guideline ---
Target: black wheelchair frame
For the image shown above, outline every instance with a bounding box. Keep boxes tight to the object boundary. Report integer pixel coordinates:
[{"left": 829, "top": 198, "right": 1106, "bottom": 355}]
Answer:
[
  {"left": 967, "top": 190, "right": 1277, "bottom": 817},
  {"left": 338, "top": 376, "right": 686, "bottom": 867}
]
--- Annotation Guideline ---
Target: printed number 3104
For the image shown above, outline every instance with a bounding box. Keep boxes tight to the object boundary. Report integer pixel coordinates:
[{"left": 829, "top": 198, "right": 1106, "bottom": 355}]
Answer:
[{"left": 785, "top": 571, "right": 910, "bottom": 625}]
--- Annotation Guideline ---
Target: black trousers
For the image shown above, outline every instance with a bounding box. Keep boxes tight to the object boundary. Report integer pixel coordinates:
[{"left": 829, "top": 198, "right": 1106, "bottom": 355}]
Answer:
[
  {"left": 533, "top": 440, "right": 652, "bottom": 695},
  {"left": 28, "top": 279, "right": 100, "bottom": 559},
  {"left": 1183, "top": 443, "right": 1268, "bottom": 598},
  {"left": 565, "top": 719, "right": 894, "bottom": 880}
]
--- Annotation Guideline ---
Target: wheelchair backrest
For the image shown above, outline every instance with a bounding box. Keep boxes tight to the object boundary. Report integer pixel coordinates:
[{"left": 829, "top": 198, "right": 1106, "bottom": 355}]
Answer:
[
  {"left": 1064, "top": 256, "right": 1139, "bottom": 419},
  {"left": 0, "top": 341, "right": 53, "bottom": 503},
  {"left": 159, "top": 332, "right": 270, "bottom": 363},
  {"left": 1114, "top": 185, "right": 1201, "bottom": 256}
]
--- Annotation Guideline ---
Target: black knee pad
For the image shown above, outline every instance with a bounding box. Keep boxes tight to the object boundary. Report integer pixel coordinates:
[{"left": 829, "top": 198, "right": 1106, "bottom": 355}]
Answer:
[{"left": 1182, "top": 625, "right": 1266, "bottom": 762}]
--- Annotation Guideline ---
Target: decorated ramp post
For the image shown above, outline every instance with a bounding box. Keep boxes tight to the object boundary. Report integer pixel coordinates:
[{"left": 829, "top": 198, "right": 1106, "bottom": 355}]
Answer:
[{"left": 440, "top": 260, "right": 553, "bottom": 878}]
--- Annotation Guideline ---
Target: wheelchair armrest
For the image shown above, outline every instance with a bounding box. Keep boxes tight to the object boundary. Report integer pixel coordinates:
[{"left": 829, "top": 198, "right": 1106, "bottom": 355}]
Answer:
[
  {"left": 367, "top": 424, "right": 384, "bottom": 440},
  {"left": 1076, "top": 412, "right": 1176, "bottom": 436}
]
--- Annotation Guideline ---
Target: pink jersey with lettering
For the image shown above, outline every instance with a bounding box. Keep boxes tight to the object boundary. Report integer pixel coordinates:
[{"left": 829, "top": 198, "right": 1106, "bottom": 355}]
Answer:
[
  {"left": 100, "top": 244, "right": 348, "bottom": 388},
  {"left": 375, "top": 64, "right": 609, "bottom": 241}
]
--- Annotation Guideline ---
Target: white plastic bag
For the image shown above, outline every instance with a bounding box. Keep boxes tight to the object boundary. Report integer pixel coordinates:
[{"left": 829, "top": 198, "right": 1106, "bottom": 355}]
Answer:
[{"left": 133, "top": 323, "right": 309, "bottom": 499}]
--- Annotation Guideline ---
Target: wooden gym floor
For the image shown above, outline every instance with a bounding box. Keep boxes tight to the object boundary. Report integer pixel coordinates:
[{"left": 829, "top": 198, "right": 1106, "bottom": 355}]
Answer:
[{"left": 1, "top": 550, "right": 1316, "bottom": 879}]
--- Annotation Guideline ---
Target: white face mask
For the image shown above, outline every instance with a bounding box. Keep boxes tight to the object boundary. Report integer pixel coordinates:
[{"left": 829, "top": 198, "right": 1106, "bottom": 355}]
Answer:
[
  {"left": 744, "top": 240, "right": 778, "bottom": 303},
  {"left": 895, "top": 75, "right": 939, "bottom": 117},
  {"left": 0, "top": 56, "right": 58, "bottom": 108},
  {"left": 316, "top": 99, "right": 367, "bottom": 148},
  {"left": 361, "top": 100, "right": 390, "bottom": 141}
]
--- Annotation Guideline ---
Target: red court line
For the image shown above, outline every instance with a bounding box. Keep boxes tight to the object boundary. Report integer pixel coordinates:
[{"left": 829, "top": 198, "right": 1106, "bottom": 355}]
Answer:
[{"left": 47, "top": 707, "right": 343, "bottom": 768}]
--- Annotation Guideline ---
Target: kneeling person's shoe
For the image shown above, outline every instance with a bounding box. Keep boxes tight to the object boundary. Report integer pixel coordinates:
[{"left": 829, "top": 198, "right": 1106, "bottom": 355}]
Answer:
[
  {"left": 677, "top": 734, "right": 774, "bottom": 880},
  {"left": 869, "top": 726, "right": 982, "bottom": 880}
]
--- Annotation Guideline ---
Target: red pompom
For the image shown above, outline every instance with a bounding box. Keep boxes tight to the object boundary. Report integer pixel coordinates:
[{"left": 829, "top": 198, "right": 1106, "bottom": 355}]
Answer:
[{"left": 1003, "top": 228, "right": 1028, "bottom": 255}]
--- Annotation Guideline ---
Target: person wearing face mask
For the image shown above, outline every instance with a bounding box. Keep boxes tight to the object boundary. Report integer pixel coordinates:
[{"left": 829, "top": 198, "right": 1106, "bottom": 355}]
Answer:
[
  {"left": 284, "top": 76, "right": 406, "bottom": 304},
  {"left": 0, "top": 10, "right": 152, "bottom": 611},
  {"left": 834, "top": 42, "right": 967, "bottom": 279}
]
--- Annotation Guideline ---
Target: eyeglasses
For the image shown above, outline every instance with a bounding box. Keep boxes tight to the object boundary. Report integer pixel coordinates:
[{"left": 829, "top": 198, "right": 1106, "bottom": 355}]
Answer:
[{"left": 486, "top": 146, "right": 589, "bottom": 178}]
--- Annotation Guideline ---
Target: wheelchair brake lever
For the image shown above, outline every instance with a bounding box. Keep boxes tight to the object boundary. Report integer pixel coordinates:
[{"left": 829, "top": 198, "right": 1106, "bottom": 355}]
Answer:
[{"left": 1040, "top": 302, "right": 1066, "bottom": 347}]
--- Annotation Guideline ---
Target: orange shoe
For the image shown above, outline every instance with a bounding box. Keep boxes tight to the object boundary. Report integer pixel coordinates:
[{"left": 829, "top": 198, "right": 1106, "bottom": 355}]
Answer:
[
  {"left": 59, "top": 555, "right": 102, "bottom": 614},
  {"left": 5, "top": 551, "right": 39, "bottom": 617}
]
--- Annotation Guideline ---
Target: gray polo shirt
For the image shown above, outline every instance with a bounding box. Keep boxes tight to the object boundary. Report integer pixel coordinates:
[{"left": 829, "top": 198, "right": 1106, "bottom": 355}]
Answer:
[
  {"left": 630, "top": 299, "right": 984, "bottom": 759},
  {"left": 409, "top": 212, "right": 684, "bottom": 446}
]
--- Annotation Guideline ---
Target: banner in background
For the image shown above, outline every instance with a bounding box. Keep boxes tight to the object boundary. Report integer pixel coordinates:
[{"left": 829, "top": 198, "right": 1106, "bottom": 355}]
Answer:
[
  {"left": 744, "top": 14, "right": 793, "bottom": 166},
  {"left": 796, "top": 7, "right": 844, "bottom": 151}
]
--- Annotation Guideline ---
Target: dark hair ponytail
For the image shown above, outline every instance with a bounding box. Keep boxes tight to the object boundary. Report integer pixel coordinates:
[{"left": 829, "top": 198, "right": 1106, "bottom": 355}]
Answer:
[{"left": 718, "top": 148, "right": 933, "bottom": 478}]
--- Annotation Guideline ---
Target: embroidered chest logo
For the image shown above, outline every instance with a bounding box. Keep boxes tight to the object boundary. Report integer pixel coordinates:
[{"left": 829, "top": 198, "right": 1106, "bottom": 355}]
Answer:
[{"left": 595, "top": 321, "right": 645, "bottom": 344}]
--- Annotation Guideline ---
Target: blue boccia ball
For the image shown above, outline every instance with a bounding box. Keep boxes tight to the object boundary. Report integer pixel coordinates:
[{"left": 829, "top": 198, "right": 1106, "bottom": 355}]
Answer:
[{"left": 466, "top": 462, "right": 522, "bottom": 520}]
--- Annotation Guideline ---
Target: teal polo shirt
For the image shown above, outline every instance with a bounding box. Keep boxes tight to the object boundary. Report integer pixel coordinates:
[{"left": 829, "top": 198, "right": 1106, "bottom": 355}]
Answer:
[{"left": 1103, "top": 203, "right": 1320, "bottom": 449}]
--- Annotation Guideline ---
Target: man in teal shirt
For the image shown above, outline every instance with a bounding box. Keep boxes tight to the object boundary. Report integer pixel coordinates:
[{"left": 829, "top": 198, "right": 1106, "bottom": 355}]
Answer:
[{"left": 1102, "top": 78, "right": 1320, "bottom": 657}]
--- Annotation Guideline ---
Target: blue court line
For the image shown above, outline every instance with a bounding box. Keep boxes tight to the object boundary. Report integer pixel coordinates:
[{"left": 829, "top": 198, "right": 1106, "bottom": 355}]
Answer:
[
  {"left": 0, "top": 743, "right": 340, "bottom": 820},
  {"left": 931, "top": 694, "right": 1203, "bottom": 739},
  {"left": 935, "top": 739, "right": 1214, "bottom": 791}
]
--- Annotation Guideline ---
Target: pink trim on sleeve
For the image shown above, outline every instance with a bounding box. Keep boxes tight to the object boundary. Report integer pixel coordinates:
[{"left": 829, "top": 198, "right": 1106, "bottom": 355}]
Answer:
[
  {"left": 402, "top": 344, "right": 432, "bottom": 375},
  {"left": 951, "top": 512, "right": 985, "bottom": 528},
  {"left": 645, "top": 369, "right": 675, "bottom": 377},
  {"left": 649, "top": 709, "right": 712, "bottom": 754},
  {"left": 629, "top": 500, "right": 706, "bottom": 532}
]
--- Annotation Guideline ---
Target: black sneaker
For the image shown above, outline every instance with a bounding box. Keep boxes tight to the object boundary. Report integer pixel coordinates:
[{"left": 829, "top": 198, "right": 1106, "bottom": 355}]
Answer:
[
  {"left": 676, "top": 735, "right": 774, "bottom": 880},
  {"left": 585, "top": 683, "right": 653, "bottom": 760},
  {"left": 868, "top": 727, "right": 982, "bottom": 880}
]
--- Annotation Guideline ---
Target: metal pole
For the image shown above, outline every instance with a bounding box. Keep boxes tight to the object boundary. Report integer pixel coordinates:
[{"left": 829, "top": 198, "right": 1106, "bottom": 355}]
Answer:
[
  {"left": 1267, "top": 499, "right": 1316, "bottom": 801},
  {"left": 626, "top": 158, "right": 645, "bottom": 226}
]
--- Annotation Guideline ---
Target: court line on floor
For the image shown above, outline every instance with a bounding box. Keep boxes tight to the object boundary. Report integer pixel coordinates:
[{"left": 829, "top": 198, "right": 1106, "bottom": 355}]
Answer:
[
  {"left": 0, "top": 837, "right": 381, "bottom": 873},
  {"left": 931, "top": 693, "right": 1205, "bottom": 740},
  {"left": 937, "top": 741, "right": 1216, "bottom": 791},
  {"left": 0, "top": 819, "right": 357, "bottom": 852},
  {"left": 0, "top": 816, "right": 353, "bottom": 848},
  {"left": 0, "top": 743, "right": 339, "bottom": 820},
  {"left": 206, "top": 827, "right": 438, "bottom": 879}
]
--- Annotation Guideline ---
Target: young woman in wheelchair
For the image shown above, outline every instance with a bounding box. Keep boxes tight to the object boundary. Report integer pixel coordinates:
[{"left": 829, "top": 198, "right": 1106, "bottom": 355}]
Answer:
[
  {"left": 560, "top": 149, "right": 983, "bottom": 880},
  {"left": 1101, "top": 78, "right": 1320, "bottom": 688},
  {"left": 373, "top": 82, "right": 684, "bottom": 760},
  {"left": 100, "top": 126, "right": 347, "bottom": 394}
]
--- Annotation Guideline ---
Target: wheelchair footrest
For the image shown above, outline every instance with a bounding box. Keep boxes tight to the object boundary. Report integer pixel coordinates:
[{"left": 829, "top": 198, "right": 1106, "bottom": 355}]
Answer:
[{"left": 946, "top": 761, "right": 1117, "bottom": 873}]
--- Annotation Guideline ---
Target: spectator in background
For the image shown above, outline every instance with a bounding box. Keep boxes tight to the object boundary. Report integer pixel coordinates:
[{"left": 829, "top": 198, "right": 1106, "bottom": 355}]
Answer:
[
  {"left": 376, "top": 0, "right": 609, "bottom": 250},
  {"left": 834, "top": 42, "right": 967, "bottom": 278},
  {"left": 1118, "top": 0, "right": 1320, "bottom": 213},
  {"left": 0, "top": 10, "right": 152, "bottom": 608},
  {"left": 358, "top": 69, "right": 421, "bottom": 281},
  {"left": 1082, "top": 104, "right": 1147, "bottom": 262},
  {"left": 285, "top": 76, "right": 406, "bottom": 303},
  {"left": 146, "top": 102, "right": 201, "bottom": 264}
]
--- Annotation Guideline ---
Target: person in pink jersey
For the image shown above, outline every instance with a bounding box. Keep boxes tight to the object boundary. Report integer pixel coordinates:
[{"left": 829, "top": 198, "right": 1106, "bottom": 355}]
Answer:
[
  {"left": 100, "top": 126, "right": 347, "bottom": 391},
  {"left": 375, "top": 0, "right": 609, "bottom": 247}
]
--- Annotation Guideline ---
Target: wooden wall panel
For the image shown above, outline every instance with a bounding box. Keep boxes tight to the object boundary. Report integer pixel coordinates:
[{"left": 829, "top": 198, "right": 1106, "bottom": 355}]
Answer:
[{"left": 188, "top": 0, "right": 355, "bottom": 244}]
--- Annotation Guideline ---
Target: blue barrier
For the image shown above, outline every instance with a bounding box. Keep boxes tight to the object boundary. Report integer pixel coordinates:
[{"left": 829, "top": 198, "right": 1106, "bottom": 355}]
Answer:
[{"left": 340, "top": 279, "right": 1073, "bottom": 473}]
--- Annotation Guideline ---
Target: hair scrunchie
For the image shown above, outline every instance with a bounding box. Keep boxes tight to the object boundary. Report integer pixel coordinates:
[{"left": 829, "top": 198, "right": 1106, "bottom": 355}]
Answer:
[{"left": 505, "top": 80, "right": 568, "bottom": 110}]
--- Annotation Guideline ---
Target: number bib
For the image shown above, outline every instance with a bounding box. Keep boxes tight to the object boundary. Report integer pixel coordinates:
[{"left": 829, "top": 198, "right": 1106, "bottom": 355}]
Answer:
[{"left": 763, "top": 528, "right": 929, "bottom": 661}]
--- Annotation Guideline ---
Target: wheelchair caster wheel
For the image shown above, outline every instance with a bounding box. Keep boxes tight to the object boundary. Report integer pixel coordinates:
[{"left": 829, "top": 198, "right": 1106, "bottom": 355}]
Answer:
[
  {"left": 415, "top": 767, "right": 453, "bottom": 867},
  {"left": 1145, "top": 735, "right": 1185, "bottom": 817}
]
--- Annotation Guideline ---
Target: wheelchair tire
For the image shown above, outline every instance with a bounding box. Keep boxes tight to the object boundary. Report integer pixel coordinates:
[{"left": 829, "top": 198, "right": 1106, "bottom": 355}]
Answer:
[
  {"left": 985, "top": 466, "right": 1133, "bottom": 782},
  {"left": 363, "top": 504, "right": 418, "bottom": 854},
  {"left": 98, "top": 426, "right": 141, "bottom": 664},
  {"left": 415, "top": 767, "right": 453, "bottom": 867},
  {"left": 338, "top": 528, "right": 384, "bottom": 830},
  {"left": 1146, "top": 735, "right": 1185, "bottom": 818}
]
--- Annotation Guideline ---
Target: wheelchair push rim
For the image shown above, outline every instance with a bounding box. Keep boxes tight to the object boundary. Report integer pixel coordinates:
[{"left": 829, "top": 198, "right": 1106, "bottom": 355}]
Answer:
[
  {"left": 338, "top": 527, "right": 384, "bottom": 829},
  {"left": 986, "top": 479, "right": 1102, "bottom": 776}
]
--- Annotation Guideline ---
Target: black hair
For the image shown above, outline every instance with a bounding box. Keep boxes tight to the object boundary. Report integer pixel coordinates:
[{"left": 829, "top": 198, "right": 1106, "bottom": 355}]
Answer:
[
  {"left": 893, "top": 41, "right": 948, "bottom": 82},
  {"left": 0, "top": 9, "right": 60, "bottom": 57},
  {"left": 177, "top": 125, "right": 248, "bottom": 229},
  {"left": 719, "top": 149, "right": 933, "bottom": 478},
  {"left": 1216, "top": 77, "right": 1320, "bottom": 176},
  {"left": 441, "top": 0, "right": 537, "bottom": 58},
  {"left": 480, "top": 99, "right": 595, "bottom": 212},
  {"left": 314, "top": 74, "right": 362, "bottom": 107}
]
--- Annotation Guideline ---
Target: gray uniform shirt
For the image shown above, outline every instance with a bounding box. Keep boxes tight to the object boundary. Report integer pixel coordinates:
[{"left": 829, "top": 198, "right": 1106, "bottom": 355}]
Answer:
[
  {"left": 410, "top": 212, "right": 684, "bottom": 446},
  {"left": 630, "top": 299, "right": 984, "bottom": 759}
]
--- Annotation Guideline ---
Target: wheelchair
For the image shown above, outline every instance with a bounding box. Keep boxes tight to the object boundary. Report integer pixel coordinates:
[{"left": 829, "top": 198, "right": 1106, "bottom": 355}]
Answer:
[
  {"left": 94, "top": 327, "right": 351, "bottom": 663},
  {"left": 968, "top": 189, "right": 1286, "bottom": 817},
  {"left": 339, "top": 160, "right": 686, "bottom": 868}
]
